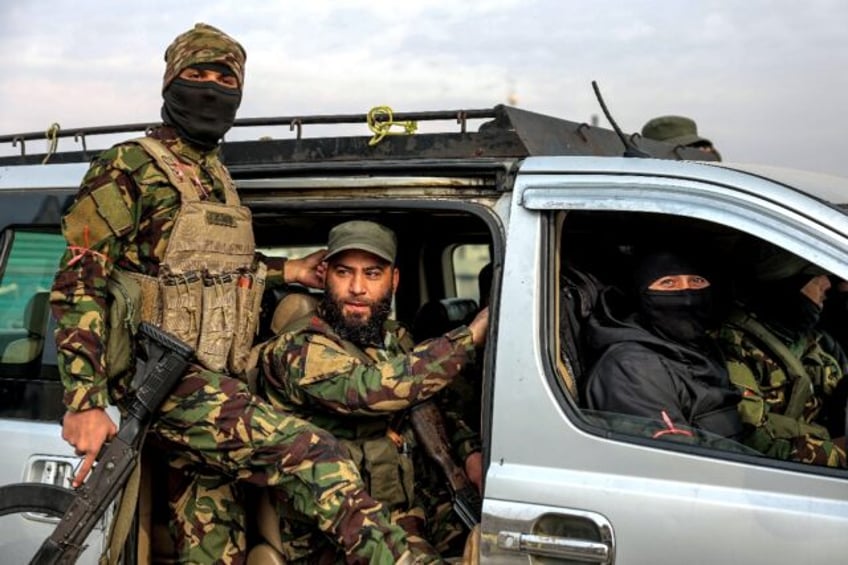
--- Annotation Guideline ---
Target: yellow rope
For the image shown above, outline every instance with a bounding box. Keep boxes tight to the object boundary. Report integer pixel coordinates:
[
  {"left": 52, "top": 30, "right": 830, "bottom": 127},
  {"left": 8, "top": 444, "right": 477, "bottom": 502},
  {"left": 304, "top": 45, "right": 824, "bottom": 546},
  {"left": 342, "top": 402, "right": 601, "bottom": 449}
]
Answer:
[
  {"left": 43, "top": 122, "right": 61, "bottom": 164},
  {"left": 367, "top": 106, "right": 417, "bottom": 146}
]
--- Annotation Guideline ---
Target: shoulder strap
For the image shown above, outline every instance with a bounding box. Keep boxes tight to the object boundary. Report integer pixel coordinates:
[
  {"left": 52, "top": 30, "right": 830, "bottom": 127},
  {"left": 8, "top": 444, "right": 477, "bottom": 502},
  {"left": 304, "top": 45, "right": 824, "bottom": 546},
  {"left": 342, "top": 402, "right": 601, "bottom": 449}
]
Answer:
[
  {"left": 131, "top": 137, "right": 199, "bottom": 201},
  {"left": 205, "top": 157, "right": 241, "bottom": 206},
  {"left": 727, "top": 309, "right": 813, "bottom": 420},
  {"left": 98, "top": 454, "right": 142, "bottom": 565},
  {"left": 130, "top": 137, "right": 243, "bottom": 205}
]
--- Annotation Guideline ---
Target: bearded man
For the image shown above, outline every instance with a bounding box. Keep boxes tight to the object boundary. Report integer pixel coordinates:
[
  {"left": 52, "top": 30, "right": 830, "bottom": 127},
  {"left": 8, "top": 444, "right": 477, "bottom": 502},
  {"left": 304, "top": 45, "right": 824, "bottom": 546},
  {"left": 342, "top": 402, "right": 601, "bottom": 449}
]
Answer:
[{"left": 258, "top": 220, "right": 489, "bottom": 562}]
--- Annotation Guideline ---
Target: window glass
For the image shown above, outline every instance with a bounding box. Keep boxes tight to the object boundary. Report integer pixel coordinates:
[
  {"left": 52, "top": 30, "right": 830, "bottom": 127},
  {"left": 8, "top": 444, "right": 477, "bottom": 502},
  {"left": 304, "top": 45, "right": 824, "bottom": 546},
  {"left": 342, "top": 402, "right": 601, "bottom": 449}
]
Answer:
[
  {"left": 556, "top": 209, "right": 848, "bottom": 472},
  {"left": 452, "top": 244, "right": 490, "bottom": 304},
  {"left": 0, "top": 229, "right": 66, "bottom": 421},
  {"left": 0, "top": 231, "right": 64, "bottom": 331}
]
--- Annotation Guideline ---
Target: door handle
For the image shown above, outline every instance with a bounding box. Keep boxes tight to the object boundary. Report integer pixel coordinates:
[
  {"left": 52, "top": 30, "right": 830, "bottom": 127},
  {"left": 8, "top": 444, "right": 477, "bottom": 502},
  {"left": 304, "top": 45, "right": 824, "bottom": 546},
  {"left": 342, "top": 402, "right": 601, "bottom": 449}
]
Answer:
[
  {"left": 23, "top": 455, "right": 77, "bottom": 523},
  {"left": 497, "top": 530, "right": 611, "bottom": 562}
]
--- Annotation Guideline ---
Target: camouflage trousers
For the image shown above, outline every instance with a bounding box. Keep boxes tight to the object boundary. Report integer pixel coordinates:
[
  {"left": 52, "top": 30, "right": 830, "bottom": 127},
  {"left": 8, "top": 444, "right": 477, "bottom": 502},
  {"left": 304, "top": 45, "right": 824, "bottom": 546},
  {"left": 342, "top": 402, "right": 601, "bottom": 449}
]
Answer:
[
  {"left": 268, "top": 503, "right": 444, "bottom": 564},
  {"left": 790, "top": 434, "right": 847, "bottom": 468},
  {"left": 150, "top": 366, "right": 425, "bottom": 564},
  {"left": 268, "top": 451, "right": 466, "bottom": 563}
]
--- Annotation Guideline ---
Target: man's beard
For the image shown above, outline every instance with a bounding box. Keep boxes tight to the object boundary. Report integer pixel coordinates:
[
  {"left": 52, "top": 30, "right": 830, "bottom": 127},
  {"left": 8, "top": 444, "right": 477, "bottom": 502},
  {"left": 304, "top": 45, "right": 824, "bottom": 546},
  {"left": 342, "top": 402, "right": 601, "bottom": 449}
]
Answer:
[{"left": 320, "top": 289, "right": 393, "bottom": 347}]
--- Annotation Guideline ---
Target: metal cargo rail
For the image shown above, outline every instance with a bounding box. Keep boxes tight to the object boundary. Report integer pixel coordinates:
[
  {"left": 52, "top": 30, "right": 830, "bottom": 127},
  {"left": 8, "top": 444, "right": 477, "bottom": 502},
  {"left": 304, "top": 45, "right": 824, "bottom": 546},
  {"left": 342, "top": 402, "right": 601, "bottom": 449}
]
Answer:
[{"left": 0, "top": 104, "right": 715, "bottom": 168}]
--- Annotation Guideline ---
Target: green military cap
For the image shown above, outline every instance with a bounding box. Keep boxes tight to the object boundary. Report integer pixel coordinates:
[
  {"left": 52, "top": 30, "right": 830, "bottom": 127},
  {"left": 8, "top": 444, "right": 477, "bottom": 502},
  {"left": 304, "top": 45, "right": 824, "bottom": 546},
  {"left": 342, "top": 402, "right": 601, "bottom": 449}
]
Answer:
[
  {"left": 326, "top": 220, "right": 397, "bottom": 263},
  {"left": 162, "top": 23, "right": 246, "bottom": 92},
  {"left": 641, "top": 115, "right": 712, "bottom": 147}
]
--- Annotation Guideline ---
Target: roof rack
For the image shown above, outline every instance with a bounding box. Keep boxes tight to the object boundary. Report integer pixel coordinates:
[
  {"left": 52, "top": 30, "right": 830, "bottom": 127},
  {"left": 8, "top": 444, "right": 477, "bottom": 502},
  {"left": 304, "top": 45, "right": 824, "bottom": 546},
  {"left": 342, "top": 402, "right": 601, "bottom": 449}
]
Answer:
[{"left": 0, "top": 105, "right": 715, "bottom": 167}]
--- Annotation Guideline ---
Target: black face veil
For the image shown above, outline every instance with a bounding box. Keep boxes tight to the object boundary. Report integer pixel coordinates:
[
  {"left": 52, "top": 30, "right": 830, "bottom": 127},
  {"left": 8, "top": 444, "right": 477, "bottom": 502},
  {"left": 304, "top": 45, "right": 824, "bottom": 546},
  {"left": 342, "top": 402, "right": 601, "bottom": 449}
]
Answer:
[{"left": 161, "top": 64, "right": 241, "bottom": 150}]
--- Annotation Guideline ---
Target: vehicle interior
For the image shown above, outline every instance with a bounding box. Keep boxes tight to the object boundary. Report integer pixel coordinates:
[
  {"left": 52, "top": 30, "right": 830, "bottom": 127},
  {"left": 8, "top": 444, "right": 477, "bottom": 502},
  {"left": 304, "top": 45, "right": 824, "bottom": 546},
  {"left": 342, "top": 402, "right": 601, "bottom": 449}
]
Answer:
[
  {"left": 554, "top": 209, "right": 848, "bottom": 462},
  {"left": 141, "top": 203, "right": 497, "bottom": 562}
]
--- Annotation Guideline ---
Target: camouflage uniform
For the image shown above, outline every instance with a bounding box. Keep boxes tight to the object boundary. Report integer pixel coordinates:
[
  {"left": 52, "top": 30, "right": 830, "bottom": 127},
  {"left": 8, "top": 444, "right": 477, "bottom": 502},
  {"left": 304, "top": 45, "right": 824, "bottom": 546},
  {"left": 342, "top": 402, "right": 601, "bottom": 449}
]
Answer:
[
  {"left": 51, "top": 23, "right": 420, "bottom": 565},
  {"left": 259, "top": 315, "right": 480, "bottom": 562},
  {"left": 718, "top": 314, "right": 847, "bottom": 467}
]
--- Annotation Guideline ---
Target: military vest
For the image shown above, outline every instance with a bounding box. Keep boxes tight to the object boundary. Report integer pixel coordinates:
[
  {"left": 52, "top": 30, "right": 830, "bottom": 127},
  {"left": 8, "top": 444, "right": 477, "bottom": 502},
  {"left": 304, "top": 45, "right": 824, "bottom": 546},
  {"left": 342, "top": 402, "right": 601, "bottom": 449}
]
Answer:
[{"left": 121, "top": 137, "right": 265, "bottom": 375}]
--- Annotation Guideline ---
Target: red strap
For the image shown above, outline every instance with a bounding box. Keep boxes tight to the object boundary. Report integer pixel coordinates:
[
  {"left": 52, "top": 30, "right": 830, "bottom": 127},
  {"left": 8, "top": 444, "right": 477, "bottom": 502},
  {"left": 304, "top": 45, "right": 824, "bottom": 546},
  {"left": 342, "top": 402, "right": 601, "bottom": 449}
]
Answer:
[
  {"left": 652, "top": 410, "right": 694, "bottom": 439},
  {"left": 67, "top": 225, "right": 109, "bottom": 266}
]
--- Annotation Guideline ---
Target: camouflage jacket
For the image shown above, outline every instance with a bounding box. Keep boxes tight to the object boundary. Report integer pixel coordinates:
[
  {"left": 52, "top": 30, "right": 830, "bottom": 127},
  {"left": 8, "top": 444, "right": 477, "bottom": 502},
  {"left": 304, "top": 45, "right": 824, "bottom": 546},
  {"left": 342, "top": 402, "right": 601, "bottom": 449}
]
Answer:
[
  {"left": 50, "top": 126, "right": 286, "bottom": 411},
  {"left": 718, "top": 314, "right": 847, "bottom": 466},
  {"left": 259, "top": 315, "right": 480, "bottom": 459}
]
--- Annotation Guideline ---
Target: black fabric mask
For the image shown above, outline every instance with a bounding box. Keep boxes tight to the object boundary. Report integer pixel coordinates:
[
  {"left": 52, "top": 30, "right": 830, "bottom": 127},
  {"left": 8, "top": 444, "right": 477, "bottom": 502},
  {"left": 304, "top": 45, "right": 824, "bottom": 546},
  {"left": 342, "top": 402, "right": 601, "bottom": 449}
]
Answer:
[
  {"left": 753, "top": 275, "right": 822, "bottom": 342},
  {"left": 766, "top": 293, "right": 822, "bottom": 342},
  {"left": 161, "top": 78, "right": 241, "bottom": 150},
  {"left": 639, "top": 289, "right": 714, "bottom": 345}
]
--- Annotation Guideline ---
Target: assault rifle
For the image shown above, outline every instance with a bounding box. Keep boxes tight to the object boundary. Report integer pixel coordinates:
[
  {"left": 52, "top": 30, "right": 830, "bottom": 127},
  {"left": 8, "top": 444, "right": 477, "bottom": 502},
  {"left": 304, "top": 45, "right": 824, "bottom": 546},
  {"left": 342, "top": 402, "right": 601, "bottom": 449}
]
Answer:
[
  {"left": 409, "top": 400, "right": 482, "bottom": 529},
  {"left": 31, "top": 322, "right": 194, "bottom": 565}
]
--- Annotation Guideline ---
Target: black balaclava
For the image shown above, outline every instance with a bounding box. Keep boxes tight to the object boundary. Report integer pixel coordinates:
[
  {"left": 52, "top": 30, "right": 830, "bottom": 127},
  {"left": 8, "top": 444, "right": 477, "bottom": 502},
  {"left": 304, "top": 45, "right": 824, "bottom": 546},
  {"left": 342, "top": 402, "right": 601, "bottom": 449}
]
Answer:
[
  {"left": 161, "top": 63, "right": 241, "bottom": 150},
  {"left": 633, "top": 251, "right": 714, "bottom": 346},
  {"left": 752, "top": 274, "right": 822, "bottom": 342},
  {"left": 746, "top": 244, "right": 827, "bottom": 343}
]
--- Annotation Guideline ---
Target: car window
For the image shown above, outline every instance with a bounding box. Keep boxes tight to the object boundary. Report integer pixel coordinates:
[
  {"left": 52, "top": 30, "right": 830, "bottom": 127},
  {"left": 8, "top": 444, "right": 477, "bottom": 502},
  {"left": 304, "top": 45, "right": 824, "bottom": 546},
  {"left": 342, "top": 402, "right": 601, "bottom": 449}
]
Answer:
[
  {"left": 0, "top": 229, "right": 66, "bottom": 420},
  {"left": 553, "top": 208, "right": 848, "bottom": 474},
  {"left": 452, "top": 244, "right": 490, "bottom": 304}
]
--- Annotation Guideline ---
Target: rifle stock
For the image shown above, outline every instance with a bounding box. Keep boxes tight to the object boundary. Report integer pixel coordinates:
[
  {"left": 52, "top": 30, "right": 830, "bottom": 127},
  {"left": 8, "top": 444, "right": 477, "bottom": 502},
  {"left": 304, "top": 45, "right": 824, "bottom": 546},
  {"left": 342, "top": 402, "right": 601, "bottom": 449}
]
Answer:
[
  {"left": 31, "top": 322, "right": 193, "bottom": 565},
  {"left": 409, "top": 400, "right": 482, "bottom": 529}
]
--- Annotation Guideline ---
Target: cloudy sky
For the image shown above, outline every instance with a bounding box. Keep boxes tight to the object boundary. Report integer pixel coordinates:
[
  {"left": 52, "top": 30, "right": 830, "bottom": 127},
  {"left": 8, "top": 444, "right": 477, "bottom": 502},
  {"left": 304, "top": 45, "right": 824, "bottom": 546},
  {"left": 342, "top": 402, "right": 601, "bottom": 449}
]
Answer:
[{"left": 2, "top": 0, "right": 847, "bottom": 175}]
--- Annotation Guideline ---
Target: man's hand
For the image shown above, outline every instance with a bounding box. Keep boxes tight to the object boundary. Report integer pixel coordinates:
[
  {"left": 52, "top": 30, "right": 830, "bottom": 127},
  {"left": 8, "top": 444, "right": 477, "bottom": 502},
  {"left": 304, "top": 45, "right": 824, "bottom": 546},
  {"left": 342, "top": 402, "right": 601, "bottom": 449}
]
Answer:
[
  {"left": 62, "top": 408, "right": 117, "bottom": 488},
  {"left": 464, "top": 451, "right": 483, "bottom": 494},
  {"left": 468, "top": 306, "right": 489, "bottom": 347},
  {"left": 284, "top": 249, "right": 328, "bottom": 289}
]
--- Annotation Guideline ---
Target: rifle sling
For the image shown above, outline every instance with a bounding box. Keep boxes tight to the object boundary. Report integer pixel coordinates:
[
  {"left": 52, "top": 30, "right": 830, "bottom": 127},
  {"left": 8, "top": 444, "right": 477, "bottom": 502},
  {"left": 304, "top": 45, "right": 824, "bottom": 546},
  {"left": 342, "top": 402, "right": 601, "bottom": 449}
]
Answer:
[
  {"left": 729, "top": 310, "right": 814, "bottom": 421},
  {"left": 98, "top": 455, "right": 143, "bottom": 565}
]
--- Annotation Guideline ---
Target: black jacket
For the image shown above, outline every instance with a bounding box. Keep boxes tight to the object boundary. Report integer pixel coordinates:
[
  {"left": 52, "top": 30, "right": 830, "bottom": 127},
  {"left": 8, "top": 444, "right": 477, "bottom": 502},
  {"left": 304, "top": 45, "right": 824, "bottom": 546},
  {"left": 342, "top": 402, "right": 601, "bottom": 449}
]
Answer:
[{"left": 584, "top": 287, "right": 742, "bottom": 439}]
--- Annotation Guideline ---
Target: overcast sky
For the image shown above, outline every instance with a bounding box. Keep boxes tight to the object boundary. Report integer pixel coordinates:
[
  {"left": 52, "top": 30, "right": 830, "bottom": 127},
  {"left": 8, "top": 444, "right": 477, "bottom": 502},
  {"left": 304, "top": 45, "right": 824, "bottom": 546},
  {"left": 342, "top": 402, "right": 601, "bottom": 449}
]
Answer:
[{"left": 2, "top": 0, "right": 847, "bottom": 176}]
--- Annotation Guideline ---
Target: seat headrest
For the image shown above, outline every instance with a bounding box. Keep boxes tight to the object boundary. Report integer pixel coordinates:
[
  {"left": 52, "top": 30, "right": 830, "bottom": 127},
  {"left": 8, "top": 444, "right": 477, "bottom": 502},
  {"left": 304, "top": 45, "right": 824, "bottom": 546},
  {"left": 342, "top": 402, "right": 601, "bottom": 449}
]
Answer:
[
  {"left": 270, "top": 292, "right": 319, "bottom": 335},
  {"left": 412, "top": 297, "right": 478, "bottom": 341},
  {"left": 24, "top": 292, "right": 50, "bottom": 336}
]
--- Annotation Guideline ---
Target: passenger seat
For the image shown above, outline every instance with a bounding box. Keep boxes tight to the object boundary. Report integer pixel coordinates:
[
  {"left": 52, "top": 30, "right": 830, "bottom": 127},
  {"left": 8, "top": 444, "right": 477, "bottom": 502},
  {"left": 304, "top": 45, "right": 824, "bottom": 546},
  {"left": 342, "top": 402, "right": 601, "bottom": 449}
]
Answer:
[
  {"left": 2, "top": 291, "right": 50, "bottom": 365},
  {"left": 412, "top": 298, "right": 478, "bottom": 341}
]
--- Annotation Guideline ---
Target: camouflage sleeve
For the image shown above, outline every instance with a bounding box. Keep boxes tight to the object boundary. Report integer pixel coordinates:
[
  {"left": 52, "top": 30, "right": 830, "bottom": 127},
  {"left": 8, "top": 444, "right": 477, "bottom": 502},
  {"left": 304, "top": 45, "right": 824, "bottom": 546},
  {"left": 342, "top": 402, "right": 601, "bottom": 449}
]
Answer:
[
  {"left": 50, "top": 147, "right": 144, "bottom": 411},
  {"left": 816, "top": 330, "right": 848, "bottom": 397},
  {"left": 256, "top": 252, "right": 286, "bottom": 287},
  {"left": 264, "top": 326, "right": 476, "bottom": 416},
  {"left": 721, "top": 327, "right": 846, "bottom": 467}
]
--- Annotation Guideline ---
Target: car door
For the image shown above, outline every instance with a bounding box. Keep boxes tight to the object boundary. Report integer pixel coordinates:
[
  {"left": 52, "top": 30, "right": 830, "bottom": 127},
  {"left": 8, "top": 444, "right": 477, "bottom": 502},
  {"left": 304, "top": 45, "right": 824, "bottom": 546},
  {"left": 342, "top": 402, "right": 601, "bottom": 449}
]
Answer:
[
  {"left": 482, "top": 156, "right": 848, "bottom": 564},
  {"left": 0, "top": 187, "right": 107, "bottom": 564}
]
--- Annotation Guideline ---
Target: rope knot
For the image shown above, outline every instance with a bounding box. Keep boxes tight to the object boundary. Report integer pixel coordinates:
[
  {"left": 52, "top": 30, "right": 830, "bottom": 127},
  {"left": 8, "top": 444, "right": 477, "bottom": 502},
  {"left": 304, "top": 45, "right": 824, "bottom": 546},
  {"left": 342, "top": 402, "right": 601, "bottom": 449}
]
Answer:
[{"left": 367, "top": 106, "right": 417, "bottom": 146}]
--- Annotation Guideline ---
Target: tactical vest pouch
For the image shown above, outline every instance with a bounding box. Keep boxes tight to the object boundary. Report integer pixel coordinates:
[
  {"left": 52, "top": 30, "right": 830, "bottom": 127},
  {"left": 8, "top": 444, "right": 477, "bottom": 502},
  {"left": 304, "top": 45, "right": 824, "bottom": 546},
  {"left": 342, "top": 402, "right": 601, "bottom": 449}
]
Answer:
[
  {"left": 197, "top": 273, "right": 238, "bottom": 372},
  {"left": 126, "top": 272, "right": 162, "bottom": 326},
  {"left": 229, "top": 263, "right": 267, "bottom": 376},
  {"left": 159, "top": 272, "right": 202, "bottom": 350},
  {"left": 105, "top": 270, "right": 142, "bottom": 379},
  {"left": 727, "top": 360, "right": 767, "bottom": 427},
  {"left": 361, "top": 436, "right": 415, "bottom": 510}
]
